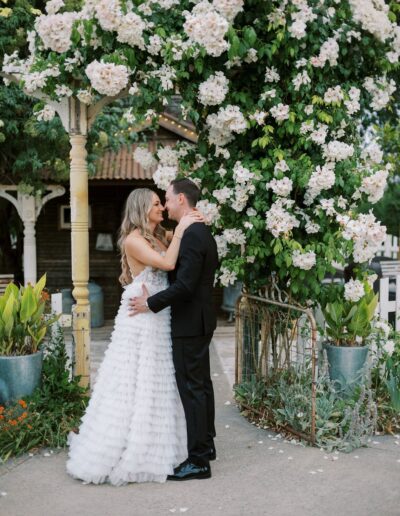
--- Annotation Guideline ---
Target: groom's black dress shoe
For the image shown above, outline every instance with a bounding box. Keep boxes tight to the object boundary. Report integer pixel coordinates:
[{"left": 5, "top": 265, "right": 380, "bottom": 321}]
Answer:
[{"left": 167, "top": 461, "right": 211, "bottom": 481}]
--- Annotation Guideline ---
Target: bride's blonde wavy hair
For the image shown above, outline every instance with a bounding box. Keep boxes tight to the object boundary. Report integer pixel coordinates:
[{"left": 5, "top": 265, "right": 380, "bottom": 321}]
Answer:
[{"left": 118, "top": 188, "right": 168, "bottom": 285}]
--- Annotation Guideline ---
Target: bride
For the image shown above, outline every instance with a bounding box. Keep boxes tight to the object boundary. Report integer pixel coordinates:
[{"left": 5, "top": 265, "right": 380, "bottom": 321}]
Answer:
[{"left": 66, "top": 188, "right": 202, "bottom": 485}]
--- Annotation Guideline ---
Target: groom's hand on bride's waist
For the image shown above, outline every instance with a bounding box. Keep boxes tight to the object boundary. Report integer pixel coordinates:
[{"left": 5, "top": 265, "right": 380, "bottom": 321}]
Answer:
[{"left": 129, "top": 284, "right": 150, "bottom": 316}]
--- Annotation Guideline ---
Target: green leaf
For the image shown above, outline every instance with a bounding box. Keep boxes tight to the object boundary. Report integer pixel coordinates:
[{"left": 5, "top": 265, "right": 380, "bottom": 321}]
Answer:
[
  {"left": 194, "top": 59, "right": 203, "bottom": 74},
  {"left": 228, "top": 34, "right": 240, "bottom": 60},
  {"left": 243, "top": 27, "right": 257, "bottom": 46},
  {"left": 33, "top": 273, "right": 46, "bottom": 300},
  {"left": 20, "top": 285, "right": 37, "bottom": 324},
  {"left": 71, "top": 26, "right": 81, "bottom": 46},
  {"left": 2, "top": 293, "right": 15, "bottom": 338}
]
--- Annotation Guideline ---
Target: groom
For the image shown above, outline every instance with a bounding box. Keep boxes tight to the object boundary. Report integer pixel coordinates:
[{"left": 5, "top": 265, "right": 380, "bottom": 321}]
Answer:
[{"left": 129, "top": 178, "right": 219, "bottom": 480}]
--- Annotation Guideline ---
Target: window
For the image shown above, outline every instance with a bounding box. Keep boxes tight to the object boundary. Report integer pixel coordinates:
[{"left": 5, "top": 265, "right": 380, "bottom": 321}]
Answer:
[{"left": 59, "top": 205, "right": 92, "bottom": 229}]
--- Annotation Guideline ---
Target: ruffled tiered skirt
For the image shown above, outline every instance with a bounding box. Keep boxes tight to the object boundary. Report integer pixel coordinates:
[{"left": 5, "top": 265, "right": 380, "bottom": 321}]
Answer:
[{"left": 66, "top": 280, "right": 187, "bottom": 485}]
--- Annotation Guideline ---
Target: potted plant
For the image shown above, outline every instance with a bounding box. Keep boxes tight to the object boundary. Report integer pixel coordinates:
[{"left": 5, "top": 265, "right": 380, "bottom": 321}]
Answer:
[
  {"left": 0, "top": 274, "right": 58, "bottom": 405},
  {"left": 322, "top": 279, "right": 378, "bottom": 393}
]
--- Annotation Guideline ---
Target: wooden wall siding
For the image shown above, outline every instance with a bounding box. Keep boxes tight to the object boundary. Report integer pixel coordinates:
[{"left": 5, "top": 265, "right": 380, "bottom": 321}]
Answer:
[{"left": 37, "top": 184, "right": 138, "bottom": 319}]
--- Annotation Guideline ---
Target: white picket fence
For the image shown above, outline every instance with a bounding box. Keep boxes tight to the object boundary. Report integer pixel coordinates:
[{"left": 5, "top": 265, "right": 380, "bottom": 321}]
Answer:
[
  {"left": 376, "top": 275, "right": 400, "bottom": 330},
  {"left": 377, "top": 234, "right": 399, "bottom": 259}
]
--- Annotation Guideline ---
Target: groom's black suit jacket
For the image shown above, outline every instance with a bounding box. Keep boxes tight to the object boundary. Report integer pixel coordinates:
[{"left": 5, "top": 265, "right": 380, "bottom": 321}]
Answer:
[{"left": 147, "top": 222, "right": 219, "bottom": 338}]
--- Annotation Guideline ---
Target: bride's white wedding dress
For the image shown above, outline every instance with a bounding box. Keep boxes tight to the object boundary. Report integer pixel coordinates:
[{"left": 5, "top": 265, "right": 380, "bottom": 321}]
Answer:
[{"left": 66, "top": 263, "right": 187, "bottom": 485}]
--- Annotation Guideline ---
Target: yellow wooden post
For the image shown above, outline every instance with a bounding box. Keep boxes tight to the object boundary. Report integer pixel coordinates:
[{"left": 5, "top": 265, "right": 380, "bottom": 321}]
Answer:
[{"left": 70, "top": 133, "right": 91, "bottom": 388}]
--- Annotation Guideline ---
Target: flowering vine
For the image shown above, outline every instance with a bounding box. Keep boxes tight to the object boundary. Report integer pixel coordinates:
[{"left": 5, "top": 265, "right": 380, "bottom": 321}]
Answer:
[{"left": 3, "top": 0, "right": 399, "bottom": 303}]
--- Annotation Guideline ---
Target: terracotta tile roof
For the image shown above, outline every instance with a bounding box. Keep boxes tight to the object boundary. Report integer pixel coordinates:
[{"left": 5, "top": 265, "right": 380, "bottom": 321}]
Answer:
[
  {"left": 93, "top": 141, "right": 159, "bottom": 181},
  {"left": 92, "top": 113, "right": 197, "bottom": 181}
]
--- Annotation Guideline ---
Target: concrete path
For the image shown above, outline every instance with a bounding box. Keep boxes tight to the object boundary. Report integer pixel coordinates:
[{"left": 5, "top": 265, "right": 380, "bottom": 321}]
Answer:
[{"left": 1, "top": 323, "right": 399, "bottom": 516}]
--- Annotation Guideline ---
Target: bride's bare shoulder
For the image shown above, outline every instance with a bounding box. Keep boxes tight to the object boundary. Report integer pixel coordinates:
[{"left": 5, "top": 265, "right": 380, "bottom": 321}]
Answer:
[{"left": 125, "top": 230, "right": 148, "bottom": 248}]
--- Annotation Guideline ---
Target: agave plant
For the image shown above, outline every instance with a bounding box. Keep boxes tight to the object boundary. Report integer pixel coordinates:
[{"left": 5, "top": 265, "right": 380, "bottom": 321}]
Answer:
[{"left": 0, "top": 274, "right": 59, "bottom": 356}]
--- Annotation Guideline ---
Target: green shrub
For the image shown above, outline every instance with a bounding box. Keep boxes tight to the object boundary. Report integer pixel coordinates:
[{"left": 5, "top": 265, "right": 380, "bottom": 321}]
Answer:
[{"left": 0, "top": 328, "right": 88, "bottom": 461}]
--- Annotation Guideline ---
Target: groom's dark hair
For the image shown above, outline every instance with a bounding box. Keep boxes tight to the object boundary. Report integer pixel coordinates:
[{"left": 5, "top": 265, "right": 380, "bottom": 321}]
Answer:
[{"left": 170, "top": 178, "right": 200, "bottom": 207}]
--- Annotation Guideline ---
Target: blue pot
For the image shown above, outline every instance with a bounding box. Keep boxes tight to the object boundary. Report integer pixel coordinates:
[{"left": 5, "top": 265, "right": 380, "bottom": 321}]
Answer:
[
  {"left": 0, "top": 351, "right": 43, "bottom": 405},
  {"left": 325, "top": 344, "right": 369, "bottom": 394},
  {"left": 61, "top": 282, "right": 104, "bottom": 328}
]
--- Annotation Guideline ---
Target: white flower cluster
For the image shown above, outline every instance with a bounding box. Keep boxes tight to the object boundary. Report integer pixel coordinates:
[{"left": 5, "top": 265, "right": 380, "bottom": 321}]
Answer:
[
  {"left": 361, "top": 142, "right": 383, "bottom": 164},
  {"left": 95, "top": 0, "right": 121, "bottom": 32},
  {"left": 311, "top": 37, "right": 339, "bottom": 67},
  {"left": 133, "top": 147, "right": 157, "bottom": 170},
  {"left": 274, "top": 160, "right": 290, "bottom": 175},
  {"left": 231, "top": 161, "right": 256, "bottom": 212},
  {"left": 304, "top": 164, "right": 336, "bottom": 205},
  {"left": 196, "top": 199, "right": 220, "bottom": 225},
  {"left": 232, "top": 161, "right": 254, "bottom": 184},
  {"left": 342, "top": 212, "right": 387, "bottom": 263},
  {"left": 64, "top": 50, "right": 83, "bottom": 72},
  {"left": 85, "top": 60, "right": 129, "bottom": 96},
  {"left": 206, "top": 105, "right": 247, "bottom": 146},
  {"left": 249, "top": 110, "right": 267, "bottom": 125},
  {"left": 215, "top": 235, "right": 229, "bottom": 258},
  {"left": 35, "top": 104, "right": 56, "bottom": 122},
  {"left": 349, "top": 0, "right": 393, "bottom": 43},
  {"left": 213, "top": 0, "right": 244, "bottom": 22},
  {"left": 164, "top": 35, "right": 194, "bottom": 61},
  {"left": 149, "top": 64, "right": 176, "bottom": 91},
  {"left": 198, "top": 72, "right": 229, "bottom": 106},
  {"left": 344, "top": 279, "right": 365, "bottom": 303},
  {"left": 324, "top": 85, "right": 343, "bottom": 104},
  {"left": 8, "top": 57, "right": 60, "bottom": 93},
  {"left": 35, "top": 12, "right": 76, "bottom": 53},
  {"left": 150, "top": 0, "right": 180, "bottom": 8},
  {"left": 265, "top": 199, "right": 300, "bottom": 238},
  {"left": 288, "top": 0, "right": 317, "bottom": 40},
  {"left": 319, "top": 198, "right": 336, "bottom": 216},
  {"left": 373, "top": 319, "right": 391, "bottom": 338},
  {"left": 265, "top": 66, "right": 280, "bottom": 83},
  {"left": 266, "top": 177, "right": 293, "bottom": 197},
  {"left": 270, "top": 103, "right": 290, "bottom": 123},
  {"left": 212, "top": 186, "right": 231, "bottom": 204},
  {"left": 309, "top": 123, "right": 328, "bottom": 145},
  {"left": 292, "top": 250, "right": 316, "bottom": 270},
  {"left": 223, "top": 228, "right": 246, "bottom": 245},
  {"left": 364, "top": 76, "right": 396, "bottom": 111},
  {"left": 55, "top": 84, "right": 73, "bottom": 97},
  {"left": 323, "top": 141, "right": 354, "bottom": 162},
  {"left": 344, "top": 86, "right": 361, "bottom": 115},
  {"left": 46, "top": 0, "right": 65, "bottom": 15},
  {"left": 244, "top": 48, "right": 258, "bottom": 63},
  {"left": 147, "top": 35, "right": 163, "bottom": 56},
  {"left": 157, "top": 146, "right": 179, "bottom": 166},
  {"left": 2, "top": 51, "right": 29, "bottom": 76},
  {"left": 359, "top": 168, "right": 389, "bottom": 203},
  {"left": 116, "top": 12, "right": 146, "bottom": 49},
  {"left": 219, "top": 267, "right": 237, "bottom": 287},
  {"left": 388, "top": 25, "right": 400, "bottom": 63},
  {"left": 292, "top": 70, "right": 311, "bottom": 91},
  {"left": 214, "top": 227, "right": 245, "bottom": 258},
  {"left": 152, "top": 165, "right": 178, "bottom": 191},
  {"left": 183, "top": 1, "right": 229, "bottom": 57}
]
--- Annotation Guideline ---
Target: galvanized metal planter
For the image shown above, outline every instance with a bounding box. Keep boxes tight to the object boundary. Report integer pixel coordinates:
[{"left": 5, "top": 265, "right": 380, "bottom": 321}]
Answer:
[
  {"left": 0, "top": 351, "right": 43, "bottom": 405},
  {"left": 325, "top": 344, "right": 369, "bottom": 394}
]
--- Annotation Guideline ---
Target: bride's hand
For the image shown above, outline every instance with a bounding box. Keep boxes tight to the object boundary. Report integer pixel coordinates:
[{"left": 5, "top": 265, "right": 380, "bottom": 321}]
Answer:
[{"left": 176, "top": 211, "right": 204, "bottom": 234}]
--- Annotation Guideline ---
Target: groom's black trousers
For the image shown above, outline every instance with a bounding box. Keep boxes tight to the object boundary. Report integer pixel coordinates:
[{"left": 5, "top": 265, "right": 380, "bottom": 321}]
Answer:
[{"left": 172, "top": 334, "right": 216, "bottom": 466}]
